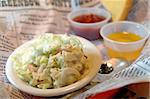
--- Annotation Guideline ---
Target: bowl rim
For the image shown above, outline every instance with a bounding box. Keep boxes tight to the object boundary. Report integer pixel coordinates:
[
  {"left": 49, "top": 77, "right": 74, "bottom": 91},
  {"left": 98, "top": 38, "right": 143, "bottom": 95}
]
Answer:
[
  {"left": 67, "top": 8, "right": 111, "bottom": 26},
  {"left": 100, "top": 21, "right": 150, "bottom": 45},
  {"left": 5, "top": 34, "right": 102, "bottom": 97}
]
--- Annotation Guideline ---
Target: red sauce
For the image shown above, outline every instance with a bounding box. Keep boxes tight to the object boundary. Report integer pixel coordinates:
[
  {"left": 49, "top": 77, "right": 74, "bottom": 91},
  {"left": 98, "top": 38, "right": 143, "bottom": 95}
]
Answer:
[{"left": 73, "top": 14, "right": 105, "bottom": 23}]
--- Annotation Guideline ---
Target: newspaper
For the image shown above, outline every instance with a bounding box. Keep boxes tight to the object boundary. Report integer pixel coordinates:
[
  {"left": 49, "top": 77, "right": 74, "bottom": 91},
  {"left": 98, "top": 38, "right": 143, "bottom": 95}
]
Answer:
[{"left": 0, "top": 0, "right": 150, "bottom": 99}]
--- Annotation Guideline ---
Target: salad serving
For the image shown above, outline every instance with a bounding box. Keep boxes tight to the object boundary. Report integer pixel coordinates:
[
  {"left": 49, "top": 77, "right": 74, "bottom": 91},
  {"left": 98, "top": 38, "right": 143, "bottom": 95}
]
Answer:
[{"left": 11, "top": 34, "right": 88, "bottom": 89}]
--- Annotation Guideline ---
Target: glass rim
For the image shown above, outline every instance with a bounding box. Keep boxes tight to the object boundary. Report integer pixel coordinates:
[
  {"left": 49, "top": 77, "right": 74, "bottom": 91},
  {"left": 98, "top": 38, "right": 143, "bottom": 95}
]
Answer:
[
  {"left": 100, "top": 21, "right": 150, "bottom": 45},
  {"left": 67, "top": 8, "right": 111, "bottom": 26}
]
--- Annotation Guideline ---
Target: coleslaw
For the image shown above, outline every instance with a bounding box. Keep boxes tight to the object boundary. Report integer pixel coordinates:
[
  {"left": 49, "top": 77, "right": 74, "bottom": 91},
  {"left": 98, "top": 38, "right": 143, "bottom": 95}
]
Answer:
[{"left": 11, "top": 34, "right": 88, "bottom": 89}]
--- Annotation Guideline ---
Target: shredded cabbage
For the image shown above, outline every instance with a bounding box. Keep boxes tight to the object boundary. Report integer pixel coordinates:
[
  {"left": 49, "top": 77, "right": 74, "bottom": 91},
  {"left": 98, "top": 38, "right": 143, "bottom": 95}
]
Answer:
[{"left": 12, "top": 34, "right": 88, "bottom": 89}]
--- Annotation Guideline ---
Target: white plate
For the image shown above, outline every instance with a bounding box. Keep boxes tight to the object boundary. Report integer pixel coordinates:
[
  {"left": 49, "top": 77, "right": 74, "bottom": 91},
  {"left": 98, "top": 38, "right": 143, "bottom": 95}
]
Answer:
[{"left": 5, "top": 34, "right": 102, "bottom": 97}]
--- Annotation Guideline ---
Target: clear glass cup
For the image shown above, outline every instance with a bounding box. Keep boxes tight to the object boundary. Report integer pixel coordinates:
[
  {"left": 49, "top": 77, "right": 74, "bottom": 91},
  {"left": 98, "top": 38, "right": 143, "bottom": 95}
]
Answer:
[
  {"left": 67, "top": 7, "right": 111, "bottom": 40},
  {"left": 100, "top": 21, "right": 149, "bottom": 62}
]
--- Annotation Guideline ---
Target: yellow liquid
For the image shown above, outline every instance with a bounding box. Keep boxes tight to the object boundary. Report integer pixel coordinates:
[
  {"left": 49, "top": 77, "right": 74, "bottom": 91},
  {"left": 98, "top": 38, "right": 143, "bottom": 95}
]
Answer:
[{"left": 107, "top": 32, "right": 143, "bottom": 61}]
